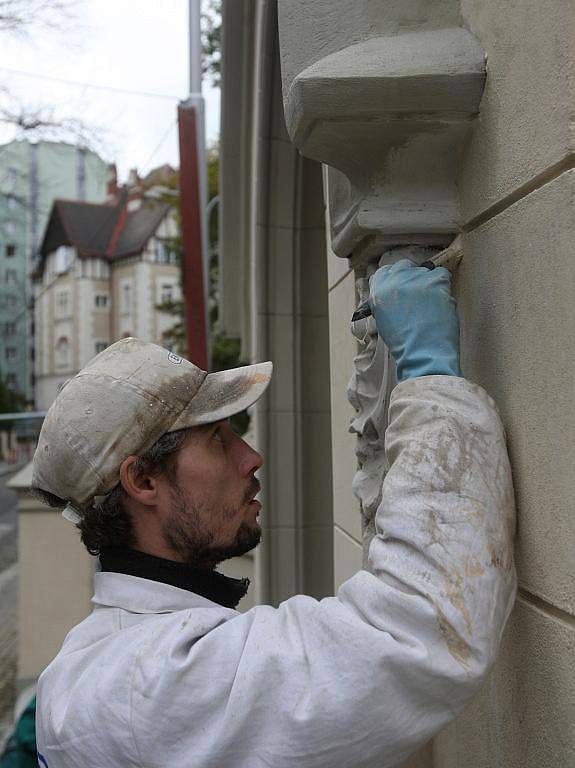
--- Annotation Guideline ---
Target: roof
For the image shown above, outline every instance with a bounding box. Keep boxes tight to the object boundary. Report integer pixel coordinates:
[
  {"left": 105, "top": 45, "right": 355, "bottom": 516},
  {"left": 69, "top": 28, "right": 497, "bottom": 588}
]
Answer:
[{"left": 37, "top": 192, "right": 172, "bottom": 274}]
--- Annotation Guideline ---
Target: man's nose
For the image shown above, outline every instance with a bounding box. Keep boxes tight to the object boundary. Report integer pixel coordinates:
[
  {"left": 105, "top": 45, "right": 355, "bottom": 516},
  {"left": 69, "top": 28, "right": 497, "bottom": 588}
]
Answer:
[{"left": 235, "top": 435, "right": 263, "bottom": 476}]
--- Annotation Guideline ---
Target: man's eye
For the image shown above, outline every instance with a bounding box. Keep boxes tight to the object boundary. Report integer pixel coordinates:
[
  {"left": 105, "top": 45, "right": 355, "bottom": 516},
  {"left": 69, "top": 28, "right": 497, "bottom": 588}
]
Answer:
[{"left": 213, "top": 429, "right": 224, "bottom": 443}]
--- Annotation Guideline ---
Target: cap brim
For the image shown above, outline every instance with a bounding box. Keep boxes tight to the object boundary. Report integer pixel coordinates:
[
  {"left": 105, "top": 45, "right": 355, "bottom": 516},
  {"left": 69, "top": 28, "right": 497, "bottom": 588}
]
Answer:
[{"left": 168, "top": 361, "right": 273, "bottom": 430}]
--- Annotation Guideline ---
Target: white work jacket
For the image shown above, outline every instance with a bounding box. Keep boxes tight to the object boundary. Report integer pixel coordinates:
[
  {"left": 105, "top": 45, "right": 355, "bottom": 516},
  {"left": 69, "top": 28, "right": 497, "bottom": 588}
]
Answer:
[{"left": 36, "top": 376, "right": 517, "bottom": 768}]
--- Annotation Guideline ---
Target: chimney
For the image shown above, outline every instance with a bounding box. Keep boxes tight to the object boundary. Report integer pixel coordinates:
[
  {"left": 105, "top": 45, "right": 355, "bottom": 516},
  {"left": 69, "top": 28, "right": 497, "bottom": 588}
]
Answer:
[
  {"left": 106, "top": 164, "right": 119, "bottom": 202},
  {"left": 127, "top": 167, "right": 143, "bottom": 212}
]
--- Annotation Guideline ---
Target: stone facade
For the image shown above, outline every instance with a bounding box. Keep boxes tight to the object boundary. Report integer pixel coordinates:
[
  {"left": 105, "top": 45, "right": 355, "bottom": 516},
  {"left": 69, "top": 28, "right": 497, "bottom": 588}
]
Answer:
[{"left": 221, "top": 1, "right": 574, "bottom": 765}]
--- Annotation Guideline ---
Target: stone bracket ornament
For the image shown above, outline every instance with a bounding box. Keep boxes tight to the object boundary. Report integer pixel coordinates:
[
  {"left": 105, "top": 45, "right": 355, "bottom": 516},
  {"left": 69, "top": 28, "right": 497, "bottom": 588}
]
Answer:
[
  {"left": 348, "top": 247, "right": 441, "bottom": 564},
  {"left": 279, "top": 24, "right": 486, "bottom": 262}
]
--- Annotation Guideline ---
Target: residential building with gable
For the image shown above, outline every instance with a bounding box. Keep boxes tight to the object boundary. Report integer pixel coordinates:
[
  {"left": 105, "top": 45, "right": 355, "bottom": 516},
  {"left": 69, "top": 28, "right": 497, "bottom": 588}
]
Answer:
[
  {"left": 0, "top": 140, "right": 108, "bottom": 401},
  {"left": 34, "top": 183, "right": 180, "bottom": 410}
]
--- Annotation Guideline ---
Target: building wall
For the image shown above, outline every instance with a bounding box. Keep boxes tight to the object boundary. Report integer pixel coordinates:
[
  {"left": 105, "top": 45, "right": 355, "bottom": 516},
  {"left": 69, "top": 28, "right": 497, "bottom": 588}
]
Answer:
[
  {"left": 273, "top": 0, "right": 574, "bottom": 766},
  {"left": 220, "top": 0, "right": 334, "bottom": 606},
  {"left": 0, "top": 140, "right": 108, "bottom": 402},
  {"left": 35, "top": 226, "right": 181, "bottom": 410},
  {"left": 431, "top": 2, "right": 575, "bottom": 765}
]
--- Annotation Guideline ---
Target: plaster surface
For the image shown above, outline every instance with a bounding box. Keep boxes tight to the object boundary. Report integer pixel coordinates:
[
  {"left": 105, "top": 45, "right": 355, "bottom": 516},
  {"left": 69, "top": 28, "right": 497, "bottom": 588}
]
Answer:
[
  {"left": 457, "top": 170, "right": 575, "bottom": 615},
  {"left": 18, "top": 505, "right": 93, "bottom": 679},
  {"left": 434, "top": 597, "right": 575, "bottom": 767},
  {"left": 459, "top": 0, "right": 575, "bottom": 224}
]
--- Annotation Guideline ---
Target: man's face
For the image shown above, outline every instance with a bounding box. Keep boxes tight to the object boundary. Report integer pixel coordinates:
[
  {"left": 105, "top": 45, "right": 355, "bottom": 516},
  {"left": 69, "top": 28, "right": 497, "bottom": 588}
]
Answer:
[{"left": 157, "top": 420, "right": 263, "bottom": 569}]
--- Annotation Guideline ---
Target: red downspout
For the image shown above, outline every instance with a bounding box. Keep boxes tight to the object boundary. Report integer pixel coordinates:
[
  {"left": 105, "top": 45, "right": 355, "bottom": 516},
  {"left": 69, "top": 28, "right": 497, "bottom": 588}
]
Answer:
[{"left": 178, "top": 103, "right": 208, "bottom": 369}]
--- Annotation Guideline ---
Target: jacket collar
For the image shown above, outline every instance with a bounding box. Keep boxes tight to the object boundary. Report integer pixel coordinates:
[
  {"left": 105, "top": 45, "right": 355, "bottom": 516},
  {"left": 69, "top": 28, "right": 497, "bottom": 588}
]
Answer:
[{"left": 98, "top": 547, "right": 249, "bottom": 610}]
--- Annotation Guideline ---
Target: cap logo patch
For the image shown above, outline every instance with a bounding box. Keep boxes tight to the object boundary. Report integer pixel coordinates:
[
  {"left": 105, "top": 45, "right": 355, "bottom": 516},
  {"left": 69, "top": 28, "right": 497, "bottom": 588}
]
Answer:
[{"left": 168, "top": 352, "right": 183, "bottom": 365}]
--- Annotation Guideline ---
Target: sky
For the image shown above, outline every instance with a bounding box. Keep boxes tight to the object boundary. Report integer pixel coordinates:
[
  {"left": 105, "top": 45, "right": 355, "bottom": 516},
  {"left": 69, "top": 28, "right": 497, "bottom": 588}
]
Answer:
[{"left": 0, "top": 0, "right": 220, "bottom": 182}]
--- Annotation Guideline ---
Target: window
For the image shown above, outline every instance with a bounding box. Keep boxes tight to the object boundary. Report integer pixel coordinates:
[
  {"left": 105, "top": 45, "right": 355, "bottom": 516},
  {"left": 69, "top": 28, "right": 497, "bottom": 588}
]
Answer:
[
  {"left": 121, "top": 283, "right": 132, "bottom": 315},
  {"left": 55, "top": 246, "right": 73, "bottom": 274},
  {"left": 55, "top": 290, "right": 70, "bottom": 319},
  {"left": 6, "top": 221, "right": 15, "bottom": 236},
  {"left": 94, "top": 259, "right": 110, "bottom": 279},
  {"left": 5, "top": 269, "right": 17, "bottom": 285},
  {"left": 5, "top": 244, "right": 16, "bottom": 258},
  {"left": 2, "top": 321, "right": 16, "bottom": 336},
  {"left": 5, "top": 347, "right": 17, "bottom": 362},
  {"left": 95, "top": 341, "right": 108, "bottom": 354},
  {"left": 55, "top": 337, "right": 70, "bottom": 369},
  {"left": 155, "top": 239, "right": 178, "bottom": 265},
  {"left": 7, "top": 196, "right": 16, "bottom": 211},
  {"left": 160, "top": 283, "right": 174, "bottom": 303},
  {"left": 5, "top": 373, "right": 16, "bottom": 389},
  {"left": 94, "top": 294, "right": 109, "bottom": 309}
]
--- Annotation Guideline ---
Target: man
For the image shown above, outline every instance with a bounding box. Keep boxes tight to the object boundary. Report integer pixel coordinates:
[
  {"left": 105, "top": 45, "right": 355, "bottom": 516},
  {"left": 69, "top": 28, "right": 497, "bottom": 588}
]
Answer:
[{"left": 32, "top": 260, "right": 516, "bottom": 768}]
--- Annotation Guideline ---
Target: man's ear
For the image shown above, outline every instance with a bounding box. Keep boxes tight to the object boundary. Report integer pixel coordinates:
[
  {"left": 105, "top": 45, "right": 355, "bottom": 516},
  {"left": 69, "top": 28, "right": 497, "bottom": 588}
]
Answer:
[{"left": 119, "top": 456, "right": 159, "bottom": 507}]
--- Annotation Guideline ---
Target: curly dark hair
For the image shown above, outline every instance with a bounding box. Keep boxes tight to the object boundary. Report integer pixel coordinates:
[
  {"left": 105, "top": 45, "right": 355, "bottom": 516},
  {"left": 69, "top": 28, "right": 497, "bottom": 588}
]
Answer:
[{"left": 31, "top": 428, "right": 193, "bottom": 556}]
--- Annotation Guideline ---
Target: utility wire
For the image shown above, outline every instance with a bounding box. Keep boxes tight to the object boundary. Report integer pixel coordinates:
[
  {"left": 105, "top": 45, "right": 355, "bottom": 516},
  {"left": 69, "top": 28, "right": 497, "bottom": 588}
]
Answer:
[
  {"left": 0, "top": 66, "right": 182, "bottom": 101},
  {"left": 140, "top": 119, "right": 178, "bottom": 174}
]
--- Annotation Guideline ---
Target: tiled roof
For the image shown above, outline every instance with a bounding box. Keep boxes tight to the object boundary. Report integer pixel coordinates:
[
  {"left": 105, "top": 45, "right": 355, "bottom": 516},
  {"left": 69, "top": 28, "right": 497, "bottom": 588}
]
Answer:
[{"left": 37, "top": 192, "right": 172, "bottom": 273}]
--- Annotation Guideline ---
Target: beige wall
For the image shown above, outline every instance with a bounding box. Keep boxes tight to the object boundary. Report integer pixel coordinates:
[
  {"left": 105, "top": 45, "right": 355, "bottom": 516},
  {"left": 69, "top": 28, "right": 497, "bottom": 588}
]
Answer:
[
  {"left": 9, "top": 465, "right": 94, "bottom": 684},
  {"left": 35, "top": 225, "right": 180, "bottom": 409},
  {"left": 432, "top": 3, "right": 575, "bottom": 764}
]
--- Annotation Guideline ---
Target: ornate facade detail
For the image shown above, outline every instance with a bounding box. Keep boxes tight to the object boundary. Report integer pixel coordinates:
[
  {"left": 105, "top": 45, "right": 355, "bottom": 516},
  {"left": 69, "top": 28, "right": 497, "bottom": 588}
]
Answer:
[
  {"left": 348, "top": 246, "right": 440, "bottom": 565},
  {"left": 278, "top": 2, "right": 486, "bottom": 263}
]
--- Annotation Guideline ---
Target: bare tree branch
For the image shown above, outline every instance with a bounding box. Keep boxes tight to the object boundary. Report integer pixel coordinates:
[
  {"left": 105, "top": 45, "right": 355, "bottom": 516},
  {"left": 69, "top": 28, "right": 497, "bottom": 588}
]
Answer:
[
  {"left": 0, "top": 0, "right": 77, "bottom": 35},
  {"left": 0, "top": 3, "right": 105, "bottom": 150}
]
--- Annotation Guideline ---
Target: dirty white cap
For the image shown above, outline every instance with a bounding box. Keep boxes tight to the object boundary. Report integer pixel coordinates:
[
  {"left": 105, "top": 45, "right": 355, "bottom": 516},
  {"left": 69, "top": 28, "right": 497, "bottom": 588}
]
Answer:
[{"left": 32, "top": 338, "right": 272, "bottom": 523}]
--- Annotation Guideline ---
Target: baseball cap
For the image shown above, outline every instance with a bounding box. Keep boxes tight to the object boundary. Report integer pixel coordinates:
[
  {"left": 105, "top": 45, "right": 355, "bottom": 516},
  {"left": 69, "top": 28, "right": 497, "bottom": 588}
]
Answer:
[{"left": 32, "top": 337, "right": 272, "bottom": 523}]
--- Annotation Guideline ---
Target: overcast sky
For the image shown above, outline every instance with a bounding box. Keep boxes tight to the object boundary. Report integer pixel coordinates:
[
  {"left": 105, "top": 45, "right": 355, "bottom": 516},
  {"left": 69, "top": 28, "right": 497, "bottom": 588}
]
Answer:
[{"left": 0, "top": 0, "right": 220, "bottom": 181}]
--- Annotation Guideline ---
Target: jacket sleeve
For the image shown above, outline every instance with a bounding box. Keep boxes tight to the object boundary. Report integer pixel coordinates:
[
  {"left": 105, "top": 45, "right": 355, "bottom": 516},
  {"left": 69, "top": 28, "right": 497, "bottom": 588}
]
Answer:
[{"left": 131, "top": 376, "right": 517, "bottom": 768}]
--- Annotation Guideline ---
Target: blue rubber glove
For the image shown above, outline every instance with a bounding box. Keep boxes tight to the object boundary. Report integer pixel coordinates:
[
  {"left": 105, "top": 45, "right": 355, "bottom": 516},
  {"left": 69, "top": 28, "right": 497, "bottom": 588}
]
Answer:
[{"left": 368, "top": 259, "right": 461, "bottom": 382}]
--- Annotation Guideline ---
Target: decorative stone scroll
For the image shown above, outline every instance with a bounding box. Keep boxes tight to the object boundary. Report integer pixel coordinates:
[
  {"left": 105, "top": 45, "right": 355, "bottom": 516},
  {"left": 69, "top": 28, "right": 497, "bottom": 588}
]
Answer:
[{"left": 348, "top": 246, "right": 440, "bottom": 564}]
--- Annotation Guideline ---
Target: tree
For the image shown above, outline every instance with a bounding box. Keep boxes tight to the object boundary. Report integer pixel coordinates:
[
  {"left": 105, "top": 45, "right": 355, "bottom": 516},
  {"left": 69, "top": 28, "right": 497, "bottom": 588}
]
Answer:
[
  {"left": 0, "top": 0, "right": 76, "bottom": 34},
  {"left": 201, "top": 0, "right": 221, "bottom": 86},
  {"left": 0, "top": 0, "right": 102, "bottom": 148},
  {"left": 0, "top": 373, "right": 25, "bottom": 412},
  {"left": 152, "top": 147, "right": 250, "bottom": 433}
]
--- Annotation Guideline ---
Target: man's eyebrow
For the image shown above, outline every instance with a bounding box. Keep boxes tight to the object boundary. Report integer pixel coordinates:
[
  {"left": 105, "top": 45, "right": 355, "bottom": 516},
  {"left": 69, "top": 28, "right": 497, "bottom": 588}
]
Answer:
[{"left": 204, "top": 419, "right": 228, "bottom": 434}]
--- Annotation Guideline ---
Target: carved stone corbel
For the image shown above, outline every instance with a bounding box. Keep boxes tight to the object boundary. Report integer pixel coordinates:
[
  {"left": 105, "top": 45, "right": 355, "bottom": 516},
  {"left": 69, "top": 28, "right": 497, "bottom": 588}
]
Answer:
[
  {"left": 348, "top": 247, "right": 439, "bottom": 563},
  {"left": 278, "top": 6, "right": 486, "bottom": 262}
]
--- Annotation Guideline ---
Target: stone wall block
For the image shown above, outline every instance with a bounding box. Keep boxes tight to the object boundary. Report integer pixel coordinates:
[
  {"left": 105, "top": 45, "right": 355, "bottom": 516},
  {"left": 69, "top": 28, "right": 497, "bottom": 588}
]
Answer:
[
  {"left": 459, "top": 0, "right": 575, "bottom": 223},
  {"left": 457, "top": 170, "right": 575, "bottom": 615},
  {"left": 433, "top": 597, "right": 575, "bottom": 767}
]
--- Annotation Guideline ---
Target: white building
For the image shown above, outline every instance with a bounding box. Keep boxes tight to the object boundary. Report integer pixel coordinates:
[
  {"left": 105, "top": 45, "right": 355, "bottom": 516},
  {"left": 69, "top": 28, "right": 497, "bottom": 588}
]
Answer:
[{"left": 34, "top": 189, "right": 180, "bottom": 410}]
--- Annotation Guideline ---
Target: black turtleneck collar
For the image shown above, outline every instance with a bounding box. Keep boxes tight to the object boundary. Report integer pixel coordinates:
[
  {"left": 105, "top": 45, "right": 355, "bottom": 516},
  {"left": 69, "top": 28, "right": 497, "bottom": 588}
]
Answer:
[{"left": 99, "top": 547, "right": 250, "bottom": 610}]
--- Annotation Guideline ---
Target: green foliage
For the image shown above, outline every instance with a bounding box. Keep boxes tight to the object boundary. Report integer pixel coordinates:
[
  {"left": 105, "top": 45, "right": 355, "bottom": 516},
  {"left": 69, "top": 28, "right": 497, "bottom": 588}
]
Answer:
[
  {"left": 153, "top": 144, "right": 250, "bottom": 434},
  {"left": 0, "top": 372, "right": 27, "bottom": 432},
  {"left": 201, "top": 0, "right": 221, "bottom": 86},
  {"left": 0, "top": 375, "right": 26, "bottom": 413}
]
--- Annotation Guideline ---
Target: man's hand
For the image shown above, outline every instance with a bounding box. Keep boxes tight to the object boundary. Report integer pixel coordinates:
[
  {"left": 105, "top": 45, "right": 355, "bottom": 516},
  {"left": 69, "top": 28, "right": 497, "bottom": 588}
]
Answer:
[{"left": 368, "top": 259, "right": 461, "bottom": 382}]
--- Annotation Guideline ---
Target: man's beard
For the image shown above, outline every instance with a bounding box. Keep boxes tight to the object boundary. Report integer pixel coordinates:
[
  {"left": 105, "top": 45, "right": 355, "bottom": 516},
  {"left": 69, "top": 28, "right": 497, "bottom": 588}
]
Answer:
[{"left": 162, "top": 481, "right": 261, "bottom": 570}]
